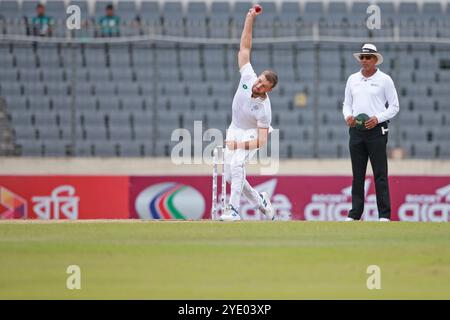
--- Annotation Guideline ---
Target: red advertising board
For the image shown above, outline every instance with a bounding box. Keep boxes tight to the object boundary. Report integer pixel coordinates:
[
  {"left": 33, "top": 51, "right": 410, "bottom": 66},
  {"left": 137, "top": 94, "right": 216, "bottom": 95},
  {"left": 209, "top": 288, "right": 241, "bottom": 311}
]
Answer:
[
  {"left": 1, "top": 175, "right": 448, "bottom": 221},
  {"left": 0, "top": 176, "right": 129, "bottom": 219},
  {"left": 130, "top": 176, "right": 450, "bottom": 221}
]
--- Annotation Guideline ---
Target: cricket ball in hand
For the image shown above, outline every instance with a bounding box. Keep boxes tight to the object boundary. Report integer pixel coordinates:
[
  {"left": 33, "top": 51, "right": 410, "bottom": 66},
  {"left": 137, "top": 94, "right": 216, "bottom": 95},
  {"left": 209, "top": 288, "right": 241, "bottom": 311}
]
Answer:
[
  {"left": 254, "top": 4, "right": 262, "bottom": 13},
  {"left": 355, "top": 113, "right": 370, "bottom": 131}
]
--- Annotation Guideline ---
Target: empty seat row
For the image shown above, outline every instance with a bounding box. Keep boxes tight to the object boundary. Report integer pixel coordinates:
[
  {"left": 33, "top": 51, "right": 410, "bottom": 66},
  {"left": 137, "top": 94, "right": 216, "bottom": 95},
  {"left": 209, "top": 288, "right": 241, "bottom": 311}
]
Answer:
[{"left": 2, "top": 1, "right": 450, "bottom": 20}]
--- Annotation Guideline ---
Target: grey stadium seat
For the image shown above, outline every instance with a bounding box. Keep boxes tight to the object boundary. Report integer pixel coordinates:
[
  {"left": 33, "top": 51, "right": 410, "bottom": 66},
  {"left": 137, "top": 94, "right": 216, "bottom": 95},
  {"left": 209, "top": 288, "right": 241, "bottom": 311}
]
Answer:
[
  {"left": 42, "top": 69, "right": 65, "bottom": 82},
  {"left": 74, "top": 141, "right": 94, "bottom": 157},
  {"left": 44, "top": 0, "right": 67, "bottom": 21},
  {"left": 0, "top": 82, "right": 22, "bottom": 96},
  {"left": 94, "top": 83, "right": 117, "bottom": 96},
  {"left": 437, "top": 142, "right": 450, "bottom": 158},
  {"left": 134, "top": 125, "right": 154, "bottom": 141},
  {"left": 280, "top": 1, "right": 300, "bottom": 19},
  {"left": 43, "top": 141, "right": 68, "bottom": 157},
  {"left": 89, "top": 69, "right": 111, "bottom": 82},
  {"left": 116, "top": 82, "right": 140, "bottom": 96},
  {"left": 131, "top": 111, "right": 154, "bottom": 127},
  {"left": 209, "top": 2, "right": 231, "bottom": 37},
  {"left": 18, "top": 141, "right": 43, "bottom": 157},
  {"left": 84, "top": 126, "right": 108, "bottom": 141},
  {"left": 292, "top": 141, "right": 315, "bottom": 158},
  {"left": 33, "top": 111, "right": 58, "bottom": 127},
  {"left": 80, "top": 111, "right": 106, "bottom": 127},
  {"left": 23, "top": 83, "right": 45, "bottom": 96},
  {"left": 4, "top": 96, "right": 28, "bottom": 111},
  {"left": 38, "top": 126, "right": 62, "bottom": 141},
  {"left": 303, "top": 1, "right": 326, "bottom": 24},
  {"left": 117, "top": 141, "right": 142, "bottom": 157},
  {"left": 93, "top": 142, "right": 117, "bottom": 157},
  {"left": 109, "top": 126, "right": 133, "bottom": 141},
  {"left": 413, "top": 142, "right": 438, "bottom": 159},
  {"left": 14, "top": 126, "right": 37, "bottom": 140},
  {"left": 317, "top": 141, "right": 340, "bottom": 158},
  {"left": 111, "top": 68, "right": 134, "bottom": 82},
  {"left": 0, "top": 69, "right": 18, "bottom": 82},
  {"left": 117, "top": 0, "right": 138, "bottom": 22},
  {"left": 0, "top": 0, "right": 20, "bottom": 20}
]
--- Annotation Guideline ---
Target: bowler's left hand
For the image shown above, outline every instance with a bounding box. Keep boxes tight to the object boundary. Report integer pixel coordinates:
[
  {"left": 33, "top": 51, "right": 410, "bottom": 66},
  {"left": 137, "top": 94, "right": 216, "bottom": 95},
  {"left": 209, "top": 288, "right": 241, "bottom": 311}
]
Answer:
[{"left": 365, "top": 116, "right": 378, "bottom": 129}]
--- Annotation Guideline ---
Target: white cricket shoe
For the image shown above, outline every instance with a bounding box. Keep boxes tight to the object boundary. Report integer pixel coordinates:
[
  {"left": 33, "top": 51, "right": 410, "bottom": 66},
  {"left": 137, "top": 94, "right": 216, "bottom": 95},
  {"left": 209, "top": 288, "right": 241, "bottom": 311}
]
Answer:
[
  {"left": 259, "top": 192, "right": 275, "bottom": 221},
  {"left": 219, "top": 205, "right": 241, "bottom": 221},
  {"left": 379, "top": 218, "right": 391, "bottom": 222},
  {"left": 345, "top": 217, "right": 355, "bottom": 221}
]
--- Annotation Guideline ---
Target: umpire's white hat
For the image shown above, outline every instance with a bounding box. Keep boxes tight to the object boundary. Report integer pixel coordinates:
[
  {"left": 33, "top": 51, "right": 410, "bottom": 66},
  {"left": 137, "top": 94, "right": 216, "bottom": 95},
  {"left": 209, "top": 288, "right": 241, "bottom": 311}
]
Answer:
[{"left": 353, "top": 43, "right": 384, "bottom": 65}]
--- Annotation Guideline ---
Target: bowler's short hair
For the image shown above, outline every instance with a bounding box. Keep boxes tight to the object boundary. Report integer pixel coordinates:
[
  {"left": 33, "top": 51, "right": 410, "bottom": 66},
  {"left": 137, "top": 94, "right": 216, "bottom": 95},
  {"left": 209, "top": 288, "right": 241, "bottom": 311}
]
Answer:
[{"left": 262, "top": 70, "right": 278, "bottom": 89}]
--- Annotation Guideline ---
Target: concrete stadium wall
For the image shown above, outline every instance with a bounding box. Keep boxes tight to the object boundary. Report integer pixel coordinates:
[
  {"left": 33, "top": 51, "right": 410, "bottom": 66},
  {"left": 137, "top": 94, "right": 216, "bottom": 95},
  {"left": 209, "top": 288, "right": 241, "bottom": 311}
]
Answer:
[{"left": 0, "top": 157, "right": 449, "bottom": 175}]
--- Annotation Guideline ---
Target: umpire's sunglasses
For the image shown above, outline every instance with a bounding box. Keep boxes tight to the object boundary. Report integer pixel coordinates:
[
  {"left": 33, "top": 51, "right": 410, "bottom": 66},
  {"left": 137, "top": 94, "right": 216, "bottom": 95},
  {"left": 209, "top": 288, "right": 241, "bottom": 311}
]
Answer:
[{"left": 359, "top": 55, "right": 375, "bottom": 60}]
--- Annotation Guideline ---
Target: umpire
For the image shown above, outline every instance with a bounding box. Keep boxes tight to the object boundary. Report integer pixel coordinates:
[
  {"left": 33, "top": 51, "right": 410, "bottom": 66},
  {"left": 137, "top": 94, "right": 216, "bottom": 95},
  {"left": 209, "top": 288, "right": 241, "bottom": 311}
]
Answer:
[{"left": 343, "top": 44, "right": 400, "bottom": 221}]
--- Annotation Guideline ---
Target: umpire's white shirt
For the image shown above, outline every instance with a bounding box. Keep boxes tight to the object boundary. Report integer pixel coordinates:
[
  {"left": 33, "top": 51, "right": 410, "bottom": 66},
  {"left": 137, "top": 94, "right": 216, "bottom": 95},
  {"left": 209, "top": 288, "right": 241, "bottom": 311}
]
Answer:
[
  {"left": 342, "top": 69, "right": 399, "bottom": 123},
  {"left": 230, "top": 63, "right": 272, "bottom": 131}
]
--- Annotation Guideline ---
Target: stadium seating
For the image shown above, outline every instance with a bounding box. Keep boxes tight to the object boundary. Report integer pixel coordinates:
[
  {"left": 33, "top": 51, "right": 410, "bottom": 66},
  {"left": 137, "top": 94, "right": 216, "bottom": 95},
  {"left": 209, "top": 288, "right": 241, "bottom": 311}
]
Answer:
[{"left": 0, "top": 1, "right": 449, "bottom": 159}]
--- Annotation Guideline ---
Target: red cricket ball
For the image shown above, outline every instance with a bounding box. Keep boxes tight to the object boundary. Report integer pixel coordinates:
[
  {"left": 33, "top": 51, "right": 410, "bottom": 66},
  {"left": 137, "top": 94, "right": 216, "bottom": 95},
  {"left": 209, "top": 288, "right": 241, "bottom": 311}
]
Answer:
[{"left": 254, "top": 4, "right": 262, "bottom": 13}]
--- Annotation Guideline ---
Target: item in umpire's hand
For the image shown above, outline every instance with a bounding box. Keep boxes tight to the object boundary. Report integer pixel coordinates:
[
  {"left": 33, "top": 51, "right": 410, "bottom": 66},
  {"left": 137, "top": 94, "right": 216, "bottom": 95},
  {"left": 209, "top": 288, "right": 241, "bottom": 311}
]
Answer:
[{"left": 355, "top": 113, "right": 370, "bottom": 131}]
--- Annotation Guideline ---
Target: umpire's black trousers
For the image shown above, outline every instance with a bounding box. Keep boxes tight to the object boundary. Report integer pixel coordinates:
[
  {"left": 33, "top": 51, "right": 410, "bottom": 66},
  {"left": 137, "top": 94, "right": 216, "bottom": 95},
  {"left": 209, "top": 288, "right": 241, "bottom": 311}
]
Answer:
[{"left": 348, "top": 122, "right": 391, "bottom": 220}]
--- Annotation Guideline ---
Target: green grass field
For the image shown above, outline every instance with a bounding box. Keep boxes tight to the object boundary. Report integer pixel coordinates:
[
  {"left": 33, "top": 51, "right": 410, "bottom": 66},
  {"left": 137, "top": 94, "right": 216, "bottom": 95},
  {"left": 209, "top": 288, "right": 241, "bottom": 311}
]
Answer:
[{"left": 0, "top": 221, "right": 449, "bottom": 299}]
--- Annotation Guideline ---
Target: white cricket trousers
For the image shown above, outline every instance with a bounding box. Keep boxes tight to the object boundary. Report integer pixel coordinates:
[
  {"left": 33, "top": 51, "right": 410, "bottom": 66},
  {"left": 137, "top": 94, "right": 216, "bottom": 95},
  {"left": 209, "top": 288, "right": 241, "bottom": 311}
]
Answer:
[{"left": 224, "top": 124, "right": 263, "bottom": 212}]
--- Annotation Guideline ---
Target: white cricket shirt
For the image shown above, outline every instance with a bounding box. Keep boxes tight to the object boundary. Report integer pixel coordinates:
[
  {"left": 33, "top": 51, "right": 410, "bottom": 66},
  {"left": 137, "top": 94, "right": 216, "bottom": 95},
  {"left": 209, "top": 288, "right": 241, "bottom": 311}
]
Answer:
[
  {"left": 230, "top": 63, "right": 272, "bottom": 130},
  {"left": 342, "top": 69, "right": 400, "bottom": 123}
]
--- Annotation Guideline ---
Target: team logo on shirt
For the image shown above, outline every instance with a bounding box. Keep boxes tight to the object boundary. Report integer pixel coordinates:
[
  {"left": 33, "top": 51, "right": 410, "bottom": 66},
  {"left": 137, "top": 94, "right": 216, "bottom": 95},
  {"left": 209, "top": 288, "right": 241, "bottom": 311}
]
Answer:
[
  {"left": 242, "top": 84, "right": 248, "bottom": 90},
  {"left": 251, "top": 105, "right": 259, "bottom": 111}
]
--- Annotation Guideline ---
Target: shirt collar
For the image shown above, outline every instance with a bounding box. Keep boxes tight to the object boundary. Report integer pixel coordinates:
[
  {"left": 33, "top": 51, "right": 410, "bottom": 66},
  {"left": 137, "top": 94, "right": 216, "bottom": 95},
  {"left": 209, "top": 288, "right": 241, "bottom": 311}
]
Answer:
[
  {"left": 251, "top": 96, "right": 266, "bottom": 103},
  {"left": 359, "top": 68, "right": 379, "bottom": 81}
]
